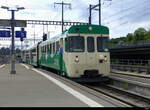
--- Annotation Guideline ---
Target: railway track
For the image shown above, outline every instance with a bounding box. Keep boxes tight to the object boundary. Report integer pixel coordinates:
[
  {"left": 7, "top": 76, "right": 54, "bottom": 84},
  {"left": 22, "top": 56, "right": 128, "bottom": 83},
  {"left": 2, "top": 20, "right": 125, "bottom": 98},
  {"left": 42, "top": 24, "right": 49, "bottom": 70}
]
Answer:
[
  {"left": 36, "top": 68, "right": 132, "bottom": 107},
  {"left": 22, "top": 64, "right": 150, "bottom": 107},
  {"left": 84, "top": 83, "right": 150, "bottom": 107},
  {"left": 37, "top": 67, "right": 150, "bottom": 107}
]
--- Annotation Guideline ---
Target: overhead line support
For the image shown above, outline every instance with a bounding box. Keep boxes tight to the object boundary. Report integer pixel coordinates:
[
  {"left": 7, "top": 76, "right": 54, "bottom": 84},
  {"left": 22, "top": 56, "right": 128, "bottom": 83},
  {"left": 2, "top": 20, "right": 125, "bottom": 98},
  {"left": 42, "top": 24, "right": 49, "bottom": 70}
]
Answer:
[{"left": 54, "top": 1, "right": 72, "bottom": 32}]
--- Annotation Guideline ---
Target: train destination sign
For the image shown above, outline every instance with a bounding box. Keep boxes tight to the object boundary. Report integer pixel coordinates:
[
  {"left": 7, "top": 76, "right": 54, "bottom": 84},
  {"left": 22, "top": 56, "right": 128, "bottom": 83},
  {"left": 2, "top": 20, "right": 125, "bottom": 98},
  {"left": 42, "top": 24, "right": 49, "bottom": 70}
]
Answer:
[
  {"left": 0, "top": 19, "right": 27, "bottom": 27},
  {"left": 0, "top": 30, "right": 11, "bottom": 37},
  {"left": 15, "top": 31, "right": 26, "bottom": 38}
]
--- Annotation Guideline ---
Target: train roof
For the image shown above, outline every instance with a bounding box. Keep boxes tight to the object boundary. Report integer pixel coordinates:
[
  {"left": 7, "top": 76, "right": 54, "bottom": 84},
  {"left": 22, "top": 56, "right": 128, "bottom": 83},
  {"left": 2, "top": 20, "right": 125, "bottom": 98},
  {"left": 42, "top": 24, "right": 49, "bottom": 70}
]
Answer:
[
  {"left": 68, "top": 24, "right": 109, "bottom": 35},
  {"left": 40, "top": 24, "right": 109, "bottom": 46},
  {"left": 40, "top": 30, "right": 67, "bottom": 46}
]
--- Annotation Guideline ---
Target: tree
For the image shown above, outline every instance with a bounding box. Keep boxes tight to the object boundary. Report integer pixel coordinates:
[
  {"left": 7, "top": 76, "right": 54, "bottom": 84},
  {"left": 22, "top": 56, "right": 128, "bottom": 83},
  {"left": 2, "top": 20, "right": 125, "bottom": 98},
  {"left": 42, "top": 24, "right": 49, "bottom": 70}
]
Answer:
[
  {"left": 134, "top": 27, "right": 147, "bottom": 41},
  {"left": 124, "top": 33, "right": 134, "bottom": 42},
  {"left": 144, "top": 29, "right": 150, "bottom": 40}
]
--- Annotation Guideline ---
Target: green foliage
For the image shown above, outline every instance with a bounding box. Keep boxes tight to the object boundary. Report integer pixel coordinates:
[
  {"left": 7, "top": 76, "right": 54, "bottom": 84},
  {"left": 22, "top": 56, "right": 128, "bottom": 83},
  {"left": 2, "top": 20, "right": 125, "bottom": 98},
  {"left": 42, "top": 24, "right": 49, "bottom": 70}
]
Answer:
[
  {"left": 109, "top": 37, "right": 126, "bottom": 46},
  {"left": 134, "top": 27, "right": 147, "bottom": 41},
  {"left": 144, "top": 29, "right": 150, "bottom": 40},
  {"left": 126, "top": 33, "right": 134, "bottom": 42}
]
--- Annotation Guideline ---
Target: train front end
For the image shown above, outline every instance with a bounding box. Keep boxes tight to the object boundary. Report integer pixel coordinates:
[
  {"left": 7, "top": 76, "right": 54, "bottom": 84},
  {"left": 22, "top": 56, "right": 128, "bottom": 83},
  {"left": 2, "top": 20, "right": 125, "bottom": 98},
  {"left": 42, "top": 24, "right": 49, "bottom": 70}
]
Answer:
[{"left": 63, "top": 25, "right": 110, "bottom": 83}]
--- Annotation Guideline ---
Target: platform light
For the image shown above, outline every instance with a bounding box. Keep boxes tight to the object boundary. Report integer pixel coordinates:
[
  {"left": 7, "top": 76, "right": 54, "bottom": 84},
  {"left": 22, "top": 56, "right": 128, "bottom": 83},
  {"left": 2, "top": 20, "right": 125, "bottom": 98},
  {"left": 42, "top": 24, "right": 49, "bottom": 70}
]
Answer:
[{"left": 1, "top": 5, "right": 25, "bottom": 74}]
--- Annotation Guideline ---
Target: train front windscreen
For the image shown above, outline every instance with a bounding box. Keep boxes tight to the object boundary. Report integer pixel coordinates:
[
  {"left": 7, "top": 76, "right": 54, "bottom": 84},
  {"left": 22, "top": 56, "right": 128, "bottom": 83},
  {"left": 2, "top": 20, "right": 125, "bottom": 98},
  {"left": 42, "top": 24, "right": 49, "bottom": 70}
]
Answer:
[
  {"left": 65, "top": 36, "right": 85, "bottom": 52},
  {"left": 97, "top": 37, "right": 109, "bottom": 52}
]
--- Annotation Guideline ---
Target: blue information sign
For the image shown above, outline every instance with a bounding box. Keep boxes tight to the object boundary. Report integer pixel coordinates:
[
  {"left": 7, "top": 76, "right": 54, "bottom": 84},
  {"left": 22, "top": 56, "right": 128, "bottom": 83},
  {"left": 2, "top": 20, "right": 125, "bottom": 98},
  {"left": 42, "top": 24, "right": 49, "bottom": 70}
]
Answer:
[
  {"left": 0, "top": 30, "right": 11, "bottom": 37},
  {"left": 15, "top": 31, "right": 26, "bottom": 38}
]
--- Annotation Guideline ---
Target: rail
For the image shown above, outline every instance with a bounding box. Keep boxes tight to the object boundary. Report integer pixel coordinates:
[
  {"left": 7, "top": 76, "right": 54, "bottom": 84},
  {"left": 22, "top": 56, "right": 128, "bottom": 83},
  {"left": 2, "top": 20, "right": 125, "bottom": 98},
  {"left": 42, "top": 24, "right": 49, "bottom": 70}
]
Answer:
[
  {"left": 84, "top": 84, "right": 150, "bottom": 107},
  {"left": 111, "top": 64, "right": 150, "bottom": 74},
  {"left": 39, "top": 68, "right": 133, "bottom": 107}
]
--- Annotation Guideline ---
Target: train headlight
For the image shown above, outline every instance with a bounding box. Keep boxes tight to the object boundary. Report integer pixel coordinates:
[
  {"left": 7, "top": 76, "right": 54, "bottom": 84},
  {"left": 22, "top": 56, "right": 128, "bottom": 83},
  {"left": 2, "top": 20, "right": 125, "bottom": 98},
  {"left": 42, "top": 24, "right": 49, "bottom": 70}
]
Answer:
[
  {"left": 104, "top": 56, "right": 107, "bottom": 62},
  {"left": 75, "top": 56, "right": 79, "bottom": 63}
]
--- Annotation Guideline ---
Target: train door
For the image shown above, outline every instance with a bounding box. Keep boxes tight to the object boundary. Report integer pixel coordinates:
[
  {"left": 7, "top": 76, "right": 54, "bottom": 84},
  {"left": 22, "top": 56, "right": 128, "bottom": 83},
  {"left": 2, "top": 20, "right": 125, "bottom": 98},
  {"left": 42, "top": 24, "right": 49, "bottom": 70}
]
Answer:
[
  {"left": 59, "top": 38, "right": 63, "bottom": 74},
  {"left": 86, "top": 36, "right": 97, "bottom": 66},
  {"left": 62, "top": 37, "right": 69, "bottom": 76}
]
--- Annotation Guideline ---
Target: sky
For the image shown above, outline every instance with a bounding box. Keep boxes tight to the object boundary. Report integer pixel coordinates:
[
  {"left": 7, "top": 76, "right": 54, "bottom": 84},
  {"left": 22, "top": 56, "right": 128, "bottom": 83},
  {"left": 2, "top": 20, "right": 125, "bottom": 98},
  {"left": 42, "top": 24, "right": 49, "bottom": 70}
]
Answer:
[{"left": 0, "top": 0, "right": 150, "bottom": 48}]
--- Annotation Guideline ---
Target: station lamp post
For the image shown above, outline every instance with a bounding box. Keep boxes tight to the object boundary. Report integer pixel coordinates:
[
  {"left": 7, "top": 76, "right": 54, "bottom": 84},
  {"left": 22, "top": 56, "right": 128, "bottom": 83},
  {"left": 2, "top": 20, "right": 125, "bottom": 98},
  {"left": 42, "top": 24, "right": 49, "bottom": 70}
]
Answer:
[{"left": 1, "top": 6, "right": 25, "bottom": 74}]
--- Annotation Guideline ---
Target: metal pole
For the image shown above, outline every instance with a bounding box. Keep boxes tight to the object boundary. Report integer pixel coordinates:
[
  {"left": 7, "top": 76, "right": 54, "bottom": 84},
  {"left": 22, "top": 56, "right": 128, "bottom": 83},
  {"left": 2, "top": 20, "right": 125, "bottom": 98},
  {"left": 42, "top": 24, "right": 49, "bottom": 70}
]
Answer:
[
  {"left": 54, "top": 2, "right": 71, "bottom": 33},
  {"left": 21, "top": 41, "right": 23, "bottom": 50},
  {"left": 89, "top": 5, "right": 92, "bottom": 24},
  {"left": 21, "top": 40, "right": 23, "bottom": 63},
  {"left": 34, "top": 25, "right": 35, "bottom": 44},
  {"left": 10, "top": 10, "right": 16, "bottom": 74},
  {"left": 99, "top": 0, "right": 101, "bottom": 25},
  {"left": 62, "top": 1, "right": 64, "bottom": 33}
]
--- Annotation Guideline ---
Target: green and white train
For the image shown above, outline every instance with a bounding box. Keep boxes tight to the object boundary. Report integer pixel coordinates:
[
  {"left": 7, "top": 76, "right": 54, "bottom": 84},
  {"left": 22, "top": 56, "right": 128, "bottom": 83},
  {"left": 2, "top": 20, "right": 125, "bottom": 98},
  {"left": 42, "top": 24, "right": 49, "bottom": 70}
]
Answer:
[{"left": 22, "top": 24, "right": 110, "bottom": 83}]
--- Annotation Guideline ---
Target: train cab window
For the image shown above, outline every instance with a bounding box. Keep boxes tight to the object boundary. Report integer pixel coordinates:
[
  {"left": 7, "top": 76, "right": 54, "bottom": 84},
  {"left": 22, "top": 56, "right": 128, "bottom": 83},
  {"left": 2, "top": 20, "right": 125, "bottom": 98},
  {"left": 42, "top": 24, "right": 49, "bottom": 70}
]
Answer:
[
  {"left": 66, "top": 36, "right": 84, "bottom": 52},
  {"left": 87, "top": 37, "right": 95, "bottom": 52},
  {"left": 56, "top": 41, "right": 60, "bottom": 53},
  {"left": 53, "top": 43, "right": 55, "bottom": 54},
  {"left": 97, "top": 37, "right": 109, "bottom": 52}
]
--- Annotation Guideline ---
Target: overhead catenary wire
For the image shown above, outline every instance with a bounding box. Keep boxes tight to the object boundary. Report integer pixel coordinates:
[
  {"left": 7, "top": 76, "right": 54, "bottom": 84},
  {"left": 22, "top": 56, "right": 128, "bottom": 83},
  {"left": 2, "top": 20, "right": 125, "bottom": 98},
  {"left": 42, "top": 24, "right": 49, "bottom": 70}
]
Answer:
[
  {"left": 103, "top": 0, "right": 148, "bottom": 21},
  {"left": 109, "top": 6, "right": 150, "bottom": 30},
  {"left": 103, "top": 0, "right": 150, "bottom": 25}
]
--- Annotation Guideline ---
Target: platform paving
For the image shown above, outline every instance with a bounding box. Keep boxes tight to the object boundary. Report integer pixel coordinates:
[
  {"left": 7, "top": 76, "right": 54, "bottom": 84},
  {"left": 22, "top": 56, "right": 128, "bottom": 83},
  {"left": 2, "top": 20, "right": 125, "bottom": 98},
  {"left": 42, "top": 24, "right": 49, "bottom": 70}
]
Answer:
[
  {"left": 0, "top": 64, "right": 92, "bottom": 107},
  {"left": 0, "top": 64, "right": 132, "bottom": 107}
]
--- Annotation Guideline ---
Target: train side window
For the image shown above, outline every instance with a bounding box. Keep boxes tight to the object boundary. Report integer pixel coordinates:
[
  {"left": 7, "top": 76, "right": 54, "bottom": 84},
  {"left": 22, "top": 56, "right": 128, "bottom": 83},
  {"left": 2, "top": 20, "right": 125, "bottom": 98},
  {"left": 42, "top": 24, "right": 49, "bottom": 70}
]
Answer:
[
  {"left": 50, "top": 44, "right": 52, "bottom": 54},
  {"left": 45, "top": 45, "right": 47, "bottom": 53},
  {"left": 56, "top": 41, "right": 60, "bottom": 54},
  {"left": 43, "top": 46, "right": 45, "bottom": 53},
  {"left": 47, "top": 45, "right": 49, "bottom": 53},
  {"left": 43, "top": 46, "right": 44, "bottom": 53},
  {"left": 53, "top": 42, "right": 55, "bottom": 54},
  {"left": 42, "top": 47, "right": 43, "bottom": 53},
  {"left": 87, "top": 37, "right": 95, "bottom": 52}
]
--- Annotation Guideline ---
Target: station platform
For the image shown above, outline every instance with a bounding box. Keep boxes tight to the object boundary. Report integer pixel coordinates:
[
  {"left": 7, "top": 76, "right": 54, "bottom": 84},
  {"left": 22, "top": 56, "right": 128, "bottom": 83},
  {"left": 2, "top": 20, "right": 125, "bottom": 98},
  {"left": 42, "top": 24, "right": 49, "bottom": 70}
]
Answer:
[{"left": 0, "top": 64, "right": 122, "bottom": 107}]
